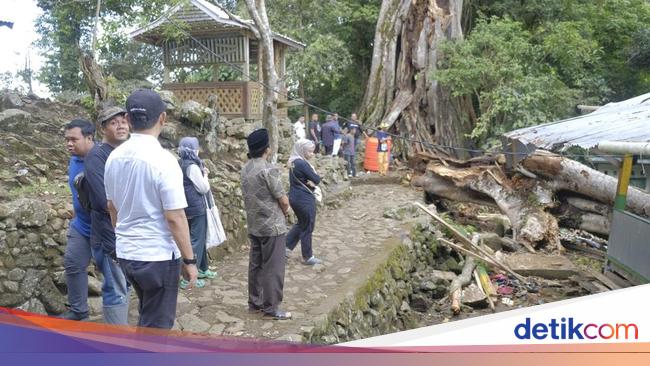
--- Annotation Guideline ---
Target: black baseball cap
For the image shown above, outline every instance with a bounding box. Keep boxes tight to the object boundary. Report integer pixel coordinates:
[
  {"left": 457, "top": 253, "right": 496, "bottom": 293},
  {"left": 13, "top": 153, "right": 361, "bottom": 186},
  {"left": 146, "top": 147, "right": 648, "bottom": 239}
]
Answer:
[{"left": 125, "top": 89, "right": 166, "bottom": 126}]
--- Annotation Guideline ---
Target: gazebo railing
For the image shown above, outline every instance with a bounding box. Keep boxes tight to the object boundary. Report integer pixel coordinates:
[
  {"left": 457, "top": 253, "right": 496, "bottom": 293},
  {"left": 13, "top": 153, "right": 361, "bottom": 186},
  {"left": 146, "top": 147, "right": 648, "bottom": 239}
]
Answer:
[{"left": 163, "top": 81, "right": 263, "bottom": 120}]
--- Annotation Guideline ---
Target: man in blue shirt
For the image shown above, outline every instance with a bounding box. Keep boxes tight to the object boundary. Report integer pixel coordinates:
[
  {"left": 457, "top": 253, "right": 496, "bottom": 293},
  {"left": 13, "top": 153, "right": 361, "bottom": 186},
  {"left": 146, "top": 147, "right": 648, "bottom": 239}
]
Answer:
[
  {"left": 83, "top": 107, "right": 131, "bottom": 324},
  {"left": 61, "top": 119, "right": 96, "bottom": 320}
]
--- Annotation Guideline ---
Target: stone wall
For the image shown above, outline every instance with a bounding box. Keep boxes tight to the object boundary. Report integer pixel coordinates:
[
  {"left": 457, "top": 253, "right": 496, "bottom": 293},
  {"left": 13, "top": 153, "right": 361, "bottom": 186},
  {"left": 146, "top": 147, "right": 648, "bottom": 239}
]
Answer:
[
  {"left": 304, "top": 215, "right": 462, "bottom": 344},
  {"left": 0, "top": 91, "right": 352, "bottom": 315},
  {"left": 0, "top": 198, "right": 69, "bottom": 313}
]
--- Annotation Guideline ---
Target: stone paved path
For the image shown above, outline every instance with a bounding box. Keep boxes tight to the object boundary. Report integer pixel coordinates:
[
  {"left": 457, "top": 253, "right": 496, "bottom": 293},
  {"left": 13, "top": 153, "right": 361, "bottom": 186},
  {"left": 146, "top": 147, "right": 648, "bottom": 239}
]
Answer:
[{"left": 125, "top": 183, "right": 420, "bottom": 341}]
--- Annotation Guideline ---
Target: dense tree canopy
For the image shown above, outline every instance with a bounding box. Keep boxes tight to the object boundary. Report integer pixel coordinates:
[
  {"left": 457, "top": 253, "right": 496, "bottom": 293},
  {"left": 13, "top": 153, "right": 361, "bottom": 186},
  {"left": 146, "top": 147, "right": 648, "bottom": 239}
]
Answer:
[
  {"left": 28, "top": 0, "right": 650, "bottom": 148},
  {"left": 436, "top": 0, "right": 650, "bottom": 147}
]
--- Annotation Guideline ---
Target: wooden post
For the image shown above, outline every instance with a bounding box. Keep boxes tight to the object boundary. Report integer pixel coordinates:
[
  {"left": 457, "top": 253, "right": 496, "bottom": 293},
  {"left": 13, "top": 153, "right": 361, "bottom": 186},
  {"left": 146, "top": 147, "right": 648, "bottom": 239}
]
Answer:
[
  {"left": 163, "top": 65, "right": 171, "bottom": 84},
  {"left": 257, "top": 43, "right": 263, "bottom": 82},
  {"left": 243, "top": 36, "right": 250, "bottom": 81},
  {"left": 615, "top": 154, "right": 634, "bottom": 211},
  {"left": 211, "top": 64, "right": 220, "bottom": 82}
]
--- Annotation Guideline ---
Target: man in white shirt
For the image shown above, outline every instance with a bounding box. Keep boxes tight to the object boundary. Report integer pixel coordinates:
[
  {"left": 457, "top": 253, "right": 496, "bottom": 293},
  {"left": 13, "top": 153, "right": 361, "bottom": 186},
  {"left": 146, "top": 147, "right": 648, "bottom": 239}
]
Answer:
[
  {"left": 105, "top": 89, "right": 198, "bottom": 329},
  {"left": 293, "top": 116, "right": 306, "bottom": 140}
]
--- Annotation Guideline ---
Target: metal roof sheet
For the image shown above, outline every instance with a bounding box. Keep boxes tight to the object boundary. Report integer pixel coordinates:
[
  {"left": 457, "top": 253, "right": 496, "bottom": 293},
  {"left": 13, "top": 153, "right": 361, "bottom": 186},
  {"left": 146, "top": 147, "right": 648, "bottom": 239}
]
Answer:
[{"left": 503, "top": 92, "right": 650, "bottom": 151}]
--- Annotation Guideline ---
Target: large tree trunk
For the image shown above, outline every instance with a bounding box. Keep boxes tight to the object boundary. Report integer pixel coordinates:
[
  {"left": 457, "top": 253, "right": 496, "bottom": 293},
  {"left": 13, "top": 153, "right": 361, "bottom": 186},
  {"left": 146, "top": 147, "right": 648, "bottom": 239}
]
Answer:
[
  {"left": 245, "top": 0, "right": 279, "bottom": 162},
  {"left": 522, "top": 151, "right": 650, "bottom": 216},
  {"left": 360, "top": 0, "right": 474, "bottom": 159}
]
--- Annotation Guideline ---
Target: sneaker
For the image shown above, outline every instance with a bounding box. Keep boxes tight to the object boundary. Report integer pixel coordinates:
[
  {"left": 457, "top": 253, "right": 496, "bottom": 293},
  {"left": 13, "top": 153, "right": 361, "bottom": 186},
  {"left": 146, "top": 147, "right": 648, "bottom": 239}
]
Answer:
[
  {"left": 198, "top": 269, "right": 217, "bottom": 279},
  {"left": 263, "top": 309, "right": 292, "bottom": 320},
  {"left": 302, "top": 256, "right": 322, "bottom": 265},
  {"left": 59, "top": 310, "right": 89, "bottom": 321},
  {"left": 285, "top": 248, "right": 291, "bottom": 259},
  {"left": 179, "top": 278, "right": 206, "bottom": 289}
]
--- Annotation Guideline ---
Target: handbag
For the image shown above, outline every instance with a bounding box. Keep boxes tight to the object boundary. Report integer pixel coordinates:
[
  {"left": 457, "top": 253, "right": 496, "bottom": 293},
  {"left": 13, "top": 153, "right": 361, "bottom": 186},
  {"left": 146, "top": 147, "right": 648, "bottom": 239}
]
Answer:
[
  {"left": 204, "top": 191, "right": 227, "bottom": 249},
  {"left": 290, "top": 164, "right": 323, "bottom": 203}
]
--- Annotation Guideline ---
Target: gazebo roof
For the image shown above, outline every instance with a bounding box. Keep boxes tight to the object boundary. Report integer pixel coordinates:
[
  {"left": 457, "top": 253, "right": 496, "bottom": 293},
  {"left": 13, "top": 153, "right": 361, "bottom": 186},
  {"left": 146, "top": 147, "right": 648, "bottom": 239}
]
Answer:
[{"left": 130, "top": 0, "right": 305, "bottom": 49}]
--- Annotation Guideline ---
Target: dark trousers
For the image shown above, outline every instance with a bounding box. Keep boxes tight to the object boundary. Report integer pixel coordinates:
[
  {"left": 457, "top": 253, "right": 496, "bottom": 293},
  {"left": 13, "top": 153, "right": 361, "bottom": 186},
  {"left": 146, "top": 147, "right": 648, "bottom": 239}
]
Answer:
[
  {"left": 286, "top": 196, "right": 316, "bottom": 260},
  {"left": 248, "top": 233, "right": 286, "bottom": 313},
  {"left": 324, "top": 145, "right": 333, "bottom": 155},
  {"left": 119, "top": 258, "right": 181, "bottom": 329},
  {"left": 344, "top": 153, "right": 356, "bottom": 177},
  {"left": 188, "top": 214, "right": 209, "bottom": 272}
]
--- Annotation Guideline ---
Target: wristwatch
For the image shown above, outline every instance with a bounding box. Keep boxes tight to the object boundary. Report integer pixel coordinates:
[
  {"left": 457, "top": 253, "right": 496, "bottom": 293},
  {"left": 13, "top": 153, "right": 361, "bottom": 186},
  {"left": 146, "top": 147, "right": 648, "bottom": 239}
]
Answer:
[{"left": 182, "top": 256, "right": 197, "bottom": 265}]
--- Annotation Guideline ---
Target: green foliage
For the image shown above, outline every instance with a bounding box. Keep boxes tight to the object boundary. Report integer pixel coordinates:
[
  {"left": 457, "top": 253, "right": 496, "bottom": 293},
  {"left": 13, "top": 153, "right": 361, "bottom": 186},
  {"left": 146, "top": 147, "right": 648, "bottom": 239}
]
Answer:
[
  {"left": 35, "top": 0, "right": 174, "bottom": 94},
  {"left": 265, "top": 0, "right": 381, "bottom": 119},
  {"left": 438, "top": 0, "right": 650, "bottom": 147},
  {"left": 436, "top": 18, "right": 577, "bottom": 145}
]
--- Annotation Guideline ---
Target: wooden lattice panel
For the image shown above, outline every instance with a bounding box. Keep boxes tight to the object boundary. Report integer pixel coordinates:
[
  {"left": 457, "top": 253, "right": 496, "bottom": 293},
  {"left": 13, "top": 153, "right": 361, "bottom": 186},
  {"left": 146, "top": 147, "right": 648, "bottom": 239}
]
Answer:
[
  {"left": 216, "top": 88, "right": 243, "bottom": 114},
  {"left": 168, "top": 84, "right": 243, "bottom": 115},
  {"left": 248, "top": 85, "right": 263, "bottom": 117}
]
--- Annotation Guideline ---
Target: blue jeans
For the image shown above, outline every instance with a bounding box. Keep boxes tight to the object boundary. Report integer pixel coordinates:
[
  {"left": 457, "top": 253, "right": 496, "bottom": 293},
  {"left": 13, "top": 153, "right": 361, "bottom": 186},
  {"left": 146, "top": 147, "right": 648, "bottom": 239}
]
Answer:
[
  {"left": 64, "top": 227, "right": 129, "bottom": 324},
  {"left": 91, "top": 246, "right": 130, "bottom": 324},
  {"left": 344, "top": 154, "right": 356, "bottom": 177}
]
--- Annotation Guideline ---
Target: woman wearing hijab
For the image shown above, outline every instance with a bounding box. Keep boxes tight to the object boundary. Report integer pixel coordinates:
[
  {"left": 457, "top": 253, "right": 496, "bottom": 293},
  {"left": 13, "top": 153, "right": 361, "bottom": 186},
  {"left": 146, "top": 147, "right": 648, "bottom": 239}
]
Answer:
[
  {"left": 286, "top": 139, "right": 323, "bottom": 265},
  {"left": 178, "top": 137, "right": 217, "bottom": 288}
]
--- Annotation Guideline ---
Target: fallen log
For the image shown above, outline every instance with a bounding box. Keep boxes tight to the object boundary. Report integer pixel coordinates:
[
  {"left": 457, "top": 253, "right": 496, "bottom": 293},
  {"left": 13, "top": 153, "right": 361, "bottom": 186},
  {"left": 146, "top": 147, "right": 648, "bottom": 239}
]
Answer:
[
  {"left": 521, "top": 151, "right": 650, "bottom": 217},
  {"left": 566, "top": 196, "right": 611, "bottom": 216},
  {"left": 421, "top": 166, "right": 562, "bottom": 252},
  {"left": 450, "top": 256, "right": 476, "bottom": 315}
]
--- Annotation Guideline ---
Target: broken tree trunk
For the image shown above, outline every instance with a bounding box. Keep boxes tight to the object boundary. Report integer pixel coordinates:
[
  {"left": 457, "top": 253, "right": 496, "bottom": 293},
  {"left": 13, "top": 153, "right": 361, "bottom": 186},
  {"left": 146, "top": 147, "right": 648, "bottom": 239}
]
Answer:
[
  {"left": 416, "top": 150, "right": 650, "bottom": 249},
  {"left": 421, "top": 164, "right": 563, "bottom": 252},
  {"left": 244, "top": 0, "right": 279, "bottom": 162},
  {"left": 360, "top": 0, "right": 474, "bottom": 159},
  {"left": 79, "top": 53, "right": 109, "bottom": 113},
  {"left": 450, "top": 256, "right": 476, "bottom": 314}
]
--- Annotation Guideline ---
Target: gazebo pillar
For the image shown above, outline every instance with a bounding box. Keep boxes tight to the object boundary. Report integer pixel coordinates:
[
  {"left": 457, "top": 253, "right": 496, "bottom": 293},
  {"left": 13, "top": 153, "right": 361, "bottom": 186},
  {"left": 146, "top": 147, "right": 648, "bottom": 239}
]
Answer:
[
  {"left": 243, "top": 36, "right": 250, "bottom": 81},
  {"left": 163, "top": 66, "right": 171, "bottom": 84}
]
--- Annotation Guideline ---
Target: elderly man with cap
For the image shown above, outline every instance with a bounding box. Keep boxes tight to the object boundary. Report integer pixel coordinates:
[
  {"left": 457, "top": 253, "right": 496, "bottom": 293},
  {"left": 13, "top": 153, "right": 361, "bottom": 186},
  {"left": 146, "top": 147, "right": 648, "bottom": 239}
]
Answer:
[
  {"left": 105, "top": 89, "right": 198, "bottom": 329},
  {"left": 240, "top": 129, "right": 292, "bottom": 320},
  {"left": 81, "top": 106, "right": 132, "bottom": 324}
]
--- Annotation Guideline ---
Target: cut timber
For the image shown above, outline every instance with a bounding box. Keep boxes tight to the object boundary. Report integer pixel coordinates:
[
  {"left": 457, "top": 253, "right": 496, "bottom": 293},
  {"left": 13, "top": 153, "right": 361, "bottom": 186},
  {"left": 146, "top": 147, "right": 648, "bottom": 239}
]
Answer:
[
  {"left": 585, "top": 268, "right": 621, "bottom": 290},
  {"left": 504, "top": 253, "right": 578, "bottom": 280},
  {"left": 450, "top": 256, "right": 476, "bottom": 315}
]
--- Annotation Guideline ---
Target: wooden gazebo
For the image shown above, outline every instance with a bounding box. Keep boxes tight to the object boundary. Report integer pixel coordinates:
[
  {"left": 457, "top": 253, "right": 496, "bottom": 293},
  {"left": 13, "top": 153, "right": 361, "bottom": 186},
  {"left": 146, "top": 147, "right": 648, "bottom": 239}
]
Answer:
[{"left": 130, "top": 0, "right": 304, "bottom": 119}]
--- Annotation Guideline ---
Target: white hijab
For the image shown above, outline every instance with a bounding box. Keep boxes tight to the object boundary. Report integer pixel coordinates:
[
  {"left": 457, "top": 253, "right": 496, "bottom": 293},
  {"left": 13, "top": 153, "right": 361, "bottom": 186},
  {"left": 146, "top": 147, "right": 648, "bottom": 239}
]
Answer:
[{"left": 288, "top": 138, "right": 317, "bottom": 173}]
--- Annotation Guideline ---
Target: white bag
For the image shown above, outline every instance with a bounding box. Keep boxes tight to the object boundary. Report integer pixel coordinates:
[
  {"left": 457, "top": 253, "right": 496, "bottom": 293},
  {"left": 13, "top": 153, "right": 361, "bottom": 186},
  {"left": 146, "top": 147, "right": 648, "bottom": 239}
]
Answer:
[
  {"left": 313, "top": 186, "right": 323, "bottom": 203},
  {"left": 205, "top": 192, "right": 227, "bottom": 249},
  {"left": 332, "top": 138, "right": 342, "bottom": 156}
]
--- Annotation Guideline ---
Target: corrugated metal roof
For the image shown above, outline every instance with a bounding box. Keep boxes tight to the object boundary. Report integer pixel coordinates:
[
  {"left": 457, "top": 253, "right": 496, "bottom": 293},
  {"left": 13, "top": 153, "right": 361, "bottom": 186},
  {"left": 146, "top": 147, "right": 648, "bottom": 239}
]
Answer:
[
  {"left": 503, "top": 92, "right": 650, "bottom": 151},
  {"left": 130, "top": 0, "right": 305, "bottom": 49}
]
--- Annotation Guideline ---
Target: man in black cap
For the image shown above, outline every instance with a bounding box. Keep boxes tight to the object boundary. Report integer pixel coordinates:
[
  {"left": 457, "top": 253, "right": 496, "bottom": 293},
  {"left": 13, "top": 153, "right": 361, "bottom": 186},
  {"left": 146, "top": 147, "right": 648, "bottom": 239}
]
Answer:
[
  {"left": 240, "top": 128, "right": 292, "bottom": 320},
  {"left": 83, "top": 106, "right": 131, "bottom": 324},
  {"left": 105, "top": 89, "right": 198, "bottom": 329}
]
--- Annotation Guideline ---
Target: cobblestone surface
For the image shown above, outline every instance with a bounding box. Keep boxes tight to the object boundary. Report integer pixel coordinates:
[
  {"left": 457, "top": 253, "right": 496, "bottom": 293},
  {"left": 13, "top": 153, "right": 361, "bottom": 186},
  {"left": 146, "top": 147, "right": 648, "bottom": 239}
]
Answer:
[{"left": 121, "top": 183, "right": 420, "bottom": 341}]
